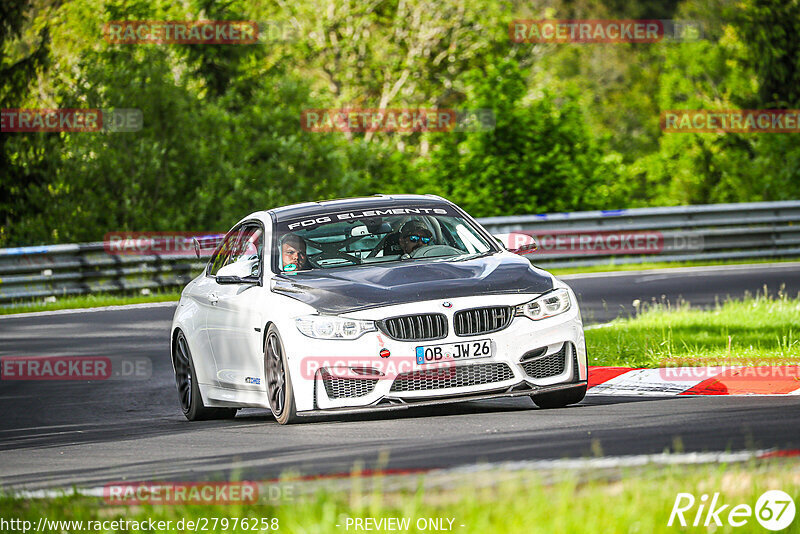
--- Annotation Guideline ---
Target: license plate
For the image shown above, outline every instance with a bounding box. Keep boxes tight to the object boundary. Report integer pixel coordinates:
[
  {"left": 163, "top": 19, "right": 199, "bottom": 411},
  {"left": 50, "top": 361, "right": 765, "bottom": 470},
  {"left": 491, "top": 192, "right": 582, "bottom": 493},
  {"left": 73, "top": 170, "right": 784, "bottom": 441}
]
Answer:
[{"left": 415, "top": 339, "right": 493, "bottom": 365}]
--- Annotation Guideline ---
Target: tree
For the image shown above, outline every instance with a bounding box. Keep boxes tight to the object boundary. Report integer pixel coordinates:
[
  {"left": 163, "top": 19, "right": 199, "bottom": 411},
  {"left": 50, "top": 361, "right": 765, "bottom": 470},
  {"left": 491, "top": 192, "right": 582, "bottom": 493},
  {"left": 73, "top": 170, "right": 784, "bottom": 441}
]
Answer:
[
  {"left": 412, "top": 60, "right": 621, "bottom": 216},
  {"left": 0, "top": 0, "right": 53, "bottom": 245}
]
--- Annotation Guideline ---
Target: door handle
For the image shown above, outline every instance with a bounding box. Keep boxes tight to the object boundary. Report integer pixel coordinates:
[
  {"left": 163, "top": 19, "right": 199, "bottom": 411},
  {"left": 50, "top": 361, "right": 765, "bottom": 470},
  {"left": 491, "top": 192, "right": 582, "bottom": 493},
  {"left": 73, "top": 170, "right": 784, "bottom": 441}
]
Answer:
[{"left": 208, "top": 292, "right": 219, "bottom": 305}]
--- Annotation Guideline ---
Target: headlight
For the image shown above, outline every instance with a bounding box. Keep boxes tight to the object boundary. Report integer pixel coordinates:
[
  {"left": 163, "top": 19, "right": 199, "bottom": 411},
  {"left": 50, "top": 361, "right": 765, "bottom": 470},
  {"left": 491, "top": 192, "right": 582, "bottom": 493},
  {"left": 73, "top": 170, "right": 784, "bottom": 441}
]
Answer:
[
  {"left": 295, "top": 315, "right": 376, "bottom": 340},
  {"left": 515, "top": 288, "right": 571, "bottom": 321}
]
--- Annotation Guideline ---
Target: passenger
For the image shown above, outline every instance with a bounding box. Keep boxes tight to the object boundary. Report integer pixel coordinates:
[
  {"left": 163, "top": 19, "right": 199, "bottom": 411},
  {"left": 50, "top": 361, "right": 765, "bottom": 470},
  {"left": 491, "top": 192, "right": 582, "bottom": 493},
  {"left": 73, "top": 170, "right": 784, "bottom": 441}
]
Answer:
[
  {"left": 280, "top": 233, "right": 309, "bottom": 272},
  {"left": 398, "top": 220, "right": 433, "bottom": 257}
]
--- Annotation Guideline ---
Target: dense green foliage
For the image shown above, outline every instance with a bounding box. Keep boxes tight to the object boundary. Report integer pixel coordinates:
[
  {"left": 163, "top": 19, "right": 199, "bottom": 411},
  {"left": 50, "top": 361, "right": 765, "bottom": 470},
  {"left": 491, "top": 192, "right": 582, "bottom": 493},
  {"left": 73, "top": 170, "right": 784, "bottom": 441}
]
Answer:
[{"left": 1, "top": 0, "right": 799, "bottom": 245}]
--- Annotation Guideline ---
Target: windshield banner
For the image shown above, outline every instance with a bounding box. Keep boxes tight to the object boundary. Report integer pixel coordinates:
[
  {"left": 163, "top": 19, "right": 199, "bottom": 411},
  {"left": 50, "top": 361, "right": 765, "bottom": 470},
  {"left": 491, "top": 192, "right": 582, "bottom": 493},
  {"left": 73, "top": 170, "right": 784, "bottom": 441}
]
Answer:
[{"left": 282, "top": 206, "right": 454, "bottom": 231}]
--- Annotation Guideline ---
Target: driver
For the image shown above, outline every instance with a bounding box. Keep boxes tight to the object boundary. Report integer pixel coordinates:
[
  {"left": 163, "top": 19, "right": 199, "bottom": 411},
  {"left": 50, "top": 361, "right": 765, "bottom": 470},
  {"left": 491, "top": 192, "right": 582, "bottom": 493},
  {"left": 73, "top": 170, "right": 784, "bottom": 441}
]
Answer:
[
  {"left": 398, "top": 220, "right": 433, "bottom": 257},
  {"left": 281, "top": 233, "right": 309, "bottom": 272}
]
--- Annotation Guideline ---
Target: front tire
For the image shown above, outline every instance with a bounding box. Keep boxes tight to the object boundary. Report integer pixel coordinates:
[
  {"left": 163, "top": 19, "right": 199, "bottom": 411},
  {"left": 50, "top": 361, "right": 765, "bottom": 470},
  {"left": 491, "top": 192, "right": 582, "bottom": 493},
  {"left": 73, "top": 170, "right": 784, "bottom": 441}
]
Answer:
[
  {"left": 531, "top": 384, "right": 587, "bottom": 409},
  {"left": 531, "top": 342, "right": 588, "bottom": 409},
  {"left": 173, "top": 331, "right": 237, "bottom": 421},
  {"left": 264, "top": 325, "right": 298, "bottom": 424}
]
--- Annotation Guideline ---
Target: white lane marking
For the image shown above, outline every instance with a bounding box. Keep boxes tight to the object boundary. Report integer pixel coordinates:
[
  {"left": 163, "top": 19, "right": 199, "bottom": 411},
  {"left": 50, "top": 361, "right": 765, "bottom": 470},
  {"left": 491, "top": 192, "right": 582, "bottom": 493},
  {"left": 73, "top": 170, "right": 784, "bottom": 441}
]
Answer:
[
  {"left": 584, "top": 322, "right": 615, "bottom": 330},
  {"left": 0, "top": 301, "right": 178, "bottom": 319},
  {"left": 559, "top": 261, "right": 800, "bottom": 280},
  {"left": 446, "top": 450, "right": 770, "bottom": 474},
  {"left": 10, "top": 448, "right": 787, "bottom": 498},
  {"left": 16, "top": 487, "right": 105, "bottom": 499}
]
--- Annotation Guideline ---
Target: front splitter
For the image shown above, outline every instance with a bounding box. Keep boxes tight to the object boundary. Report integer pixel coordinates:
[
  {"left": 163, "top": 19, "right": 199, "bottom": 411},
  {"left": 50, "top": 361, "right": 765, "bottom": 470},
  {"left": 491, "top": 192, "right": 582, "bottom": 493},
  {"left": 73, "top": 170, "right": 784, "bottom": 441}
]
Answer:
[{"left": 298, "top": 381, "right": 587, "bottom": 417}]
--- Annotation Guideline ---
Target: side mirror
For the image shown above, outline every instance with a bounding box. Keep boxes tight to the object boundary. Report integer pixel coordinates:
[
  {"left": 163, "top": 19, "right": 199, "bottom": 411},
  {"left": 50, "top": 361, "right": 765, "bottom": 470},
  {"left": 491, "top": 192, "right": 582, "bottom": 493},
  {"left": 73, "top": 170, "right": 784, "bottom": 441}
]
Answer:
[
  {"left": 493, "top": 233, "right": 539, "bottom": 255},
  {"left": 513, "top": 236, "right": 538, "bottom": 254},
  {"left": 215, "top": 260, "right": 259, "bottom": 284}
]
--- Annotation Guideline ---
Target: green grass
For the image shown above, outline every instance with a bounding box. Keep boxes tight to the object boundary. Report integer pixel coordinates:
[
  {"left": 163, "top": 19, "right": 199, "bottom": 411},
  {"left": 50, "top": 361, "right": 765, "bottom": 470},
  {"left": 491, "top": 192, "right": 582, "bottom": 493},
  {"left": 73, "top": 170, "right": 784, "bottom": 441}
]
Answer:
[
  {"left": 586, "top": 292, "right": 800, "bottom": 368},
  {"left": 1, "top": 460, "right": 798, "bottom": 533},
  {"left": 548, "top": 257, "right": 800, "bottom": 277},
  {"left": 0, "top": 291, "right": 181, "bottom": 315}
]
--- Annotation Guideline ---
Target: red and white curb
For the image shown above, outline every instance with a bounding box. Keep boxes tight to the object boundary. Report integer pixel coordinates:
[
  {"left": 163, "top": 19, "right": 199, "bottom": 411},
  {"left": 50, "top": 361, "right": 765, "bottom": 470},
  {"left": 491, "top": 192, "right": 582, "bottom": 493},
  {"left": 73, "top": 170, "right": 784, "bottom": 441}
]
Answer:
[{"left": 588, "top": 366, "right": 800, "bottom": 396}]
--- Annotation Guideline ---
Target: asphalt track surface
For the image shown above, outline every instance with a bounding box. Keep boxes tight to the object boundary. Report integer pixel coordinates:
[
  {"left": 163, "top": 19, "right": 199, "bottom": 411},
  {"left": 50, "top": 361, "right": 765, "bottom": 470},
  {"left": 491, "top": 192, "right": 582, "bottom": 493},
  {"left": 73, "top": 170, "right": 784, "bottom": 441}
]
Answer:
[{"left": 1, "top": 263, "right": 799, "bottom": 490}]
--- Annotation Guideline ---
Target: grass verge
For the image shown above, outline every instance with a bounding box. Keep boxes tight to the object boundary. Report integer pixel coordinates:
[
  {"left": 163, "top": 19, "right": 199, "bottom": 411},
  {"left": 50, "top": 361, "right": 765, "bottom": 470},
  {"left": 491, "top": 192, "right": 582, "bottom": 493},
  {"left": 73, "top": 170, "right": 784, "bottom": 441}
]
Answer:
[
  {"left": 0, "top": 291, "right": 181, "bottom": 315},
  {"left": 548, "top": 258, "right": 800, "bottom": 276},
  {"left": 1, "top": 460, "right": 798, "bottom": 533},
  {"left": 586, "top": 292, "right": 800, "bottom": 368}
]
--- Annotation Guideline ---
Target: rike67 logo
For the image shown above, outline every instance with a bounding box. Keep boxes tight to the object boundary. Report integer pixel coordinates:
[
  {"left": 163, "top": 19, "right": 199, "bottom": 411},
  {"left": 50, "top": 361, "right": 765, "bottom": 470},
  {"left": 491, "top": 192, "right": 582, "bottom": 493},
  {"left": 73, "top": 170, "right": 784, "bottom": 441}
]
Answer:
[{"left": 669, "top": 490, "right": 796, "bottom": 531}]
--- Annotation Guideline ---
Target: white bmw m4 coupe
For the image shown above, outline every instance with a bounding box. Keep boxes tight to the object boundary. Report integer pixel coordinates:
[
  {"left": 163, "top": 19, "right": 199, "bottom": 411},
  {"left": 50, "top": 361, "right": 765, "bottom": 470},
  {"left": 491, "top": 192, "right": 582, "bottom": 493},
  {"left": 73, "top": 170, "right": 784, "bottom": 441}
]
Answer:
[{"left": 170, "top": 195, "right": 588, "bottom": 424}]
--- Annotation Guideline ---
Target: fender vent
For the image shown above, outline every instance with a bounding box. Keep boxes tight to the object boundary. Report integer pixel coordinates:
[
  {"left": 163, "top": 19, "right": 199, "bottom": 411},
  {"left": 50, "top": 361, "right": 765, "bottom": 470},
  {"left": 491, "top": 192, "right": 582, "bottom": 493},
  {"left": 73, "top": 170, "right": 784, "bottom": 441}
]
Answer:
[
  {"left": 319, "top": 369, "right": 378, "bottom": 399},
  {"left": 521, "top": 344, "right": 568, "bottom": 379}
]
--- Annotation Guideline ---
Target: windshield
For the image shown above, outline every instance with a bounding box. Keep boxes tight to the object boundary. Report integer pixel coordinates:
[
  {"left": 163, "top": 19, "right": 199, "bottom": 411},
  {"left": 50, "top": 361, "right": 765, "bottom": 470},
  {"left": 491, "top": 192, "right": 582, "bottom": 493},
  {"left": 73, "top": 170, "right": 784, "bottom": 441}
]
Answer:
[{"left": 273, "top": 205, "right": 496, "bottom": 272}]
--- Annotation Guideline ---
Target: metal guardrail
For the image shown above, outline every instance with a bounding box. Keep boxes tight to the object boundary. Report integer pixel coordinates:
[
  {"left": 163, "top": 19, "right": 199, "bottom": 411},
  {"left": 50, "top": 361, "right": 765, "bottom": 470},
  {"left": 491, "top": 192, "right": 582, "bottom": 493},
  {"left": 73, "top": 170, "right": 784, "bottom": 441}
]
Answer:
[
  {"left": 481, "top": 200, "right": 800, "bottom": 268},
  {"left": 0, "top": 243, "right": 206, "bottom": 304},
  {"left": 1, "top": 201, "right": 799, "bottom": 305}
]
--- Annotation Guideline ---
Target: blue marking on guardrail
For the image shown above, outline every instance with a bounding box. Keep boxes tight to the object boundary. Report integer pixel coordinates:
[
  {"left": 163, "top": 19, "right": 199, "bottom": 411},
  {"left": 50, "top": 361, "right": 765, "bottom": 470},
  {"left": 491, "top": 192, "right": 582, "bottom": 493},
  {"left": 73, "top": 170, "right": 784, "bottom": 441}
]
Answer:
[
  {"left": 534, "top": 213, "right": 572, "bottom": 220},
  {"left": 0, "top": 246, "right": 54, "bottom": 256},
  {"left": 601, "top": 209, "right": 628, "bottom": 216}
]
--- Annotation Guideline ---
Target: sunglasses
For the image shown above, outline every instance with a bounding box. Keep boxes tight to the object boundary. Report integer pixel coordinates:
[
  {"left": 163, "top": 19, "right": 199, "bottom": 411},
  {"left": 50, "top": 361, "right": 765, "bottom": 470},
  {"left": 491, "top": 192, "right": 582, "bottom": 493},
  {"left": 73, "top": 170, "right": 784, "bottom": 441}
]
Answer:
[{"left": 406, "top": 234, "right": 432, "bottom": 244}]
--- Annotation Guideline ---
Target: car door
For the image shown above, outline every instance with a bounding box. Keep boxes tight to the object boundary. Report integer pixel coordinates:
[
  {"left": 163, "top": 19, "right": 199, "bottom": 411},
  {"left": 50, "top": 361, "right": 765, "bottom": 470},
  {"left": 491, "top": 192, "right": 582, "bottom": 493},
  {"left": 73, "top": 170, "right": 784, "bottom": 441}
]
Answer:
[
  {"left": 205, "top": 221, "right": 268, "bottom": 391},
  {"left": 180, "top": 229, "right": 240, "bottom": 388}
]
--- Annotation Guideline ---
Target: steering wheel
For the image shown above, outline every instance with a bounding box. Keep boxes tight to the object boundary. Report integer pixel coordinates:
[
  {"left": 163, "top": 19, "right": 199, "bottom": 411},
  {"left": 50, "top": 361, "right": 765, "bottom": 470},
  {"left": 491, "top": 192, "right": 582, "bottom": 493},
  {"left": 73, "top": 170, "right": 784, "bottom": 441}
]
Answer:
[
  {"left": 410, "top": 244, "right": 463, "bottom": 259},
  {"left": 313, "top": 250, "right": 362, "bottom": 265}
]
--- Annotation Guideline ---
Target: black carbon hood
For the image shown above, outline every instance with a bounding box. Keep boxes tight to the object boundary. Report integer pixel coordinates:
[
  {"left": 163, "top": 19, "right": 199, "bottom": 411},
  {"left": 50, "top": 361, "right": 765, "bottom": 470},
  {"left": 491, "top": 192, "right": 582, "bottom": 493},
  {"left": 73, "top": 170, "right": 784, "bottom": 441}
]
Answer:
[{"left": 271, "top": 253, "right": 553, "bottom": 314}]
